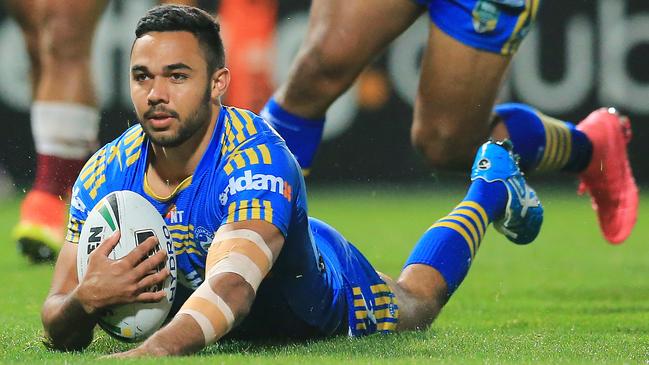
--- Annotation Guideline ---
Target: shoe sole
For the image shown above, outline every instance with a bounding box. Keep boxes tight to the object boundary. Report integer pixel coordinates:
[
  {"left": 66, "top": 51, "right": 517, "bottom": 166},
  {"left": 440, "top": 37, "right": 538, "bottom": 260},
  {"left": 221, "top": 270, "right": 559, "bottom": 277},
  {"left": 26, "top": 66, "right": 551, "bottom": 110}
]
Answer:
[
  {"left": 12, "top": 223, "right": 61, "bottom": 263},
  {"left": 17, "top": 238, "right": 56, "bottom": 263}
]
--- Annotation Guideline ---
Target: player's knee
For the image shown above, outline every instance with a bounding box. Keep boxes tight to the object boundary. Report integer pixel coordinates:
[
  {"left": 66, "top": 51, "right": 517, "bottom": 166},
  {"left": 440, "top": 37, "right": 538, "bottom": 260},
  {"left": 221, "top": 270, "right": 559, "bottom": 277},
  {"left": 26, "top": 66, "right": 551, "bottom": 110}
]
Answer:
[
  {"left": 292, "top": 40, "right": 358, "bottom": 96},
  {"left": 411, "top": 119, "right": 460, "bottom": 168},
  {"left": 411, "top": 115, "right": 486, "bottom": 169}
]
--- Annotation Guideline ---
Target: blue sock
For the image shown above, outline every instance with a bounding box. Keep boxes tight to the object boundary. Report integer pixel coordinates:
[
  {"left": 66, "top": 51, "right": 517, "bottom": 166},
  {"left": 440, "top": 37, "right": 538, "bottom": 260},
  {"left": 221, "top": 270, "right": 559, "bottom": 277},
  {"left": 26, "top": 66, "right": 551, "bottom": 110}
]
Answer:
[
  {"left": 494, "top": 103, "right": 592, "bottom": 173},
  {"left": 261, "top": 97, "right": 325, "bottom": 173},
  {"left": 404, "top": 179, "right": 507, "bottom": 296}
]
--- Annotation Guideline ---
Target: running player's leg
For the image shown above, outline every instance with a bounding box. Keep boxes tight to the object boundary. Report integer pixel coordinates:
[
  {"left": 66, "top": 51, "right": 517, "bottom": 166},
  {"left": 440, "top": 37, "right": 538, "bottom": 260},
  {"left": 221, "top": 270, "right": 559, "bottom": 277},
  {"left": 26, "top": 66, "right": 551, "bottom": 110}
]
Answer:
[
  {"left": 491, "top": 105, "right": 637, "bottom": 244},
  {"left": 5, "top": 0, "right": 41, "bottom": 95},
  {"left": 412, "top": 1, "right": 636, "bottom": 243},
  {"left": 411, "top": 17, "right": 516, "bottom": 169},
  {"left": 262, "top": 0, "right": 423, "bottom": 171},
  {"left": 384, "top": 139, "right": 542, "bottom": 330},
  {"left": 11, "top": 0, "right": 108, "bottom": 262}
]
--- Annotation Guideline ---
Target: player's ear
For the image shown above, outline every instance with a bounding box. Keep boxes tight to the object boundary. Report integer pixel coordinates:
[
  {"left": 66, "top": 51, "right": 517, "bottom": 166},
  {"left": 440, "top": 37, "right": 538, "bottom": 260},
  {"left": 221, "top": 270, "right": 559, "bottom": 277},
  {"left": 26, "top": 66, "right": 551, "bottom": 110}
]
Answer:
[{"left": 210, "top": 67, "right": 230, "bottom": 100}]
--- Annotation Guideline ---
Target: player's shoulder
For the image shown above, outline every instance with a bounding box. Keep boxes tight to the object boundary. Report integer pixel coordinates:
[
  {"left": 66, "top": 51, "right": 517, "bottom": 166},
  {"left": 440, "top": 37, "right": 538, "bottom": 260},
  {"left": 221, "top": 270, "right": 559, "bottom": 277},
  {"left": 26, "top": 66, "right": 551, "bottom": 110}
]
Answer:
[
  {"left": 76, "top": 124, "right": 146, "bottom": 199},
  {"left": 219, "top": 106, "right": 297, "bottom": 177}
]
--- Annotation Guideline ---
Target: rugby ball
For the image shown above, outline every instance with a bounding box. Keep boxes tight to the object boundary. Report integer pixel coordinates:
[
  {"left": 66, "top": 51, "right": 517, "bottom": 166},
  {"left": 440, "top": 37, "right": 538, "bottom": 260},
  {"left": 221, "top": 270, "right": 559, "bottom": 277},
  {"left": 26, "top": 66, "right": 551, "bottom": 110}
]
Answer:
[{"left": 77, "top": 190, "right": 177, "bottom": 342}]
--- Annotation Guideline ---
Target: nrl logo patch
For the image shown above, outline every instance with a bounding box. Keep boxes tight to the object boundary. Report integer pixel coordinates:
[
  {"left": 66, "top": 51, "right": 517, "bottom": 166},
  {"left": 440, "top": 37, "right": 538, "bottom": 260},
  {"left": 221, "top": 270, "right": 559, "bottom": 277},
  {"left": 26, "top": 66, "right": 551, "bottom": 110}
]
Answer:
[{"left": 477, "top": 158, "right": 491, "bottom": 170}]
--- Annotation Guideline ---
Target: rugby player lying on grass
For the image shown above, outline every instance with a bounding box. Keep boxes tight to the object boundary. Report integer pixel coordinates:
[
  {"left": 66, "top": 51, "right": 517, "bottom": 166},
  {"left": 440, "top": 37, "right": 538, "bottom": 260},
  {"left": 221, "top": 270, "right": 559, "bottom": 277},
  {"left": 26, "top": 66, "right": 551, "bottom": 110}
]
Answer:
[{"left": 40, "top": 5, "right": 542, "bottom": 357}]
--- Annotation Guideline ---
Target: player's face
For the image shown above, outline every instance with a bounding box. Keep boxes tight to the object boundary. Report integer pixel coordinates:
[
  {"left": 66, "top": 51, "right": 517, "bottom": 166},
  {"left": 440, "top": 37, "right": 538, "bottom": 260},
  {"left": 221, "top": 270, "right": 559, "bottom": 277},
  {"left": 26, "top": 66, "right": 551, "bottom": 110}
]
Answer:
[{"left": 130, "top": 31, "right": 214, "bottom": 147}]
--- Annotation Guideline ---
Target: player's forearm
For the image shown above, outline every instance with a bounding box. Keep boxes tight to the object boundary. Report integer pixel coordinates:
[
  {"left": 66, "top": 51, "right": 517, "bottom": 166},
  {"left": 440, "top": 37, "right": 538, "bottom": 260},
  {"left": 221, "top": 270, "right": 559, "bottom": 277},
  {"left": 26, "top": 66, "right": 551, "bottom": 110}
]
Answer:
[
  {"left": 41, "top": 289, "right": 98, "bottom": 351},
  {"left": 139, "top": 276, "right": 255, "bottom": 356}
]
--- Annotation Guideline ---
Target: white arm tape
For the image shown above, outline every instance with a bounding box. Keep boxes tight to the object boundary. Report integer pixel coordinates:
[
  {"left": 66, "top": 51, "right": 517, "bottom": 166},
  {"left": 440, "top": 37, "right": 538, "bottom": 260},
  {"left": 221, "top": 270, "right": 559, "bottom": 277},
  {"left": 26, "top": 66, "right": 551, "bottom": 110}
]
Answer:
[
  {"left": 177, "top": 309, "right": 215, "bottom": 345},
  {"left": 207, "top": 252, "right": 264, "bottom": 291},
  {"left": 213, "top": 229, "right": 274, "bottom": 263},
  {"left": 177, "top": 281, "right": 235, "bottom": 344}
]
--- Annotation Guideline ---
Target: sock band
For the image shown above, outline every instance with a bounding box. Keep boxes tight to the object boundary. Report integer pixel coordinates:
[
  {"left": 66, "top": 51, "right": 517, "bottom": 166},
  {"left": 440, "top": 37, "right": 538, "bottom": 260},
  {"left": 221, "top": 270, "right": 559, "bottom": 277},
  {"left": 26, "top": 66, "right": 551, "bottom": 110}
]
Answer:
[
  {"left": 494, "top": 103, "right": 592, "bottom": 173},
  {"left": 31, "top": 101, "right": 100, "bottom": 159},
  {"left": 535, "top": 114, "right": 572, "bottom": 172},
  {"left": 261, "top": 98, "right": 324, "bottom": 170}
]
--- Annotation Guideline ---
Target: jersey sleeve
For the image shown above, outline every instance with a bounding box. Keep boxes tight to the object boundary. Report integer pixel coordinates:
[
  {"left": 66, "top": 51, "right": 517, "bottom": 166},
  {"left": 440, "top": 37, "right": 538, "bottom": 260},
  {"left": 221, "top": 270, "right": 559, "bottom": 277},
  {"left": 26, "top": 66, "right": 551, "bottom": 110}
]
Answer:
[
  {"left": 216, "top": 140, "right": 300, "bottom": 236},
  {"left": 65, "top": 151, "right": 103, "bottom": 244}
]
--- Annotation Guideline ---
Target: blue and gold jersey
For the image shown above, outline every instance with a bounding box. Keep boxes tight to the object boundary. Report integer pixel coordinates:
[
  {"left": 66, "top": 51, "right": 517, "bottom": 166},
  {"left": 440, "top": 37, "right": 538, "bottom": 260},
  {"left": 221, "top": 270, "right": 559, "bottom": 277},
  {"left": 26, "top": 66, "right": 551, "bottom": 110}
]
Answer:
[
  {"left": 67, "top": 106, "right": 308, "bottom": 289},
  {"left": 66, "top": 106, "right": 397, "bottom": 338}
]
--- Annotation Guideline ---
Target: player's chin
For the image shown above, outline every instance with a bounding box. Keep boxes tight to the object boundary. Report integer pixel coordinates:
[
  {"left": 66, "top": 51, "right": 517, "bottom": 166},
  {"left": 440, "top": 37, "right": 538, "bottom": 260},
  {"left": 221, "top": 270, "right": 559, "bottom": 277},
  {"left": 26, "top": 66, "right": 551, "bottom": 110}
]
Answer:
[{"left": 147, "top": 131, "right": 185, "bottom": 148}]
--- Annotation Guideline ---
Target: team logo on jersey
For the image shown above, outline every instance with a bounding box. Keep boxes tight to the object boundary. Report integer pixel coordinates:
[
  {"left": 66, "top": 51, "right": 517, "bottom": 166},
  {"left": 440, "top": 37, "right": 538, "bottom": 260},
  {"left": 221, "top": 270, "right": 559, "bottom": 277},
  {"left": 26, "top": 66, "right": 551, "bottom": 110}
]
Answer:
[
  {"left": 195, "top": 226, "right": 214, "bottom": 251},
  {"left": 472, "top": 0, "right": 501, "bottom": 33},
  {"left": 219, "top": 170, "right": 292, "bottom": 205}
]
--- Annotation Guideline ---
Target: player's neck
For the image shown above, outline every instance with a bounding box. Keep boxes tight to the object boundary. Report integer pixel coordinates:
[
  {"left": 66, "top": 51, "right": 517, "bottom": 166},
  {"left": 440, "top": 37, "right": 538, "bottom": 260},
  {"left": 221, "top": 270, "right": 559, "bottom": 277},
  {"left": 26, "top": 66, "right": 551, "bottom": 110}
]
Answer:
[{"left": 147, "top": 105, "right": 220, "bottom": 193}]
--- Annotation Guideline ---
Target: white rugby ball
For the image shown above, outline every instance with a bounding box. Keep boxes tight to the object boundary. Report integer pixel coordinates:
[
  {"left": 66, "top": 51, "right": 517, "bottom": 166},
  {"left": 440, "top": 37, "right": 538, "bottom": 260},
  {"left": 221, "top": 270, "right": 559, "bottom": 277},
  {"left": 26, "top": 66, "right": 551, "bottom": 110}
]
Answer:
[{"left": 77, "top": 190, "right": 177, "bottom": 342}]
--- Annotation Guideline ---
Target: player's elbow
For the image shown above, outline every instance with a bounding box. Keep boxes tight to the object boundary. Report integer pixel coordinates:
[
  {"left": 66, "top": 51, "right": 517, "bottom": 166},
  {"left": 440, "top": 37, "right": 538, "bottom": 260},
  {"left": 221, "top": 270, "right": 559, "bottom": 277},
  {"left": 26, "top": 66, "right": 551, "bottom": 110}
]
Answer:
[
  {"left": 41, "top": 298, "right": 93, "bottom": 352},
  {"left": 215, "top": 274, "right": 256, "bottom": 323},
  {"left": 42, "top": 329, "right": 93, "bottom": 352}
]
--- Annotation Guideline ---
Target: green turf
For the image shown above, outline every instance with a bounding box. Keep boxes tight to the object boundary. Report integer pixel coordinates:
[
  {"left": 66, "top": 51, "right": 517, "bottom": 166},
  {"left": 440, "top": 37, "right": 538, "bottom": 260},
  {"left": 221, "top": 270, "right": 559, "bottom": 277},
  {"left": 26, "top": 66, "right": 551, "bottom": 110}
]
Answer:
[{"left": 1, "top": 184, "right": 648, "bottom": 364}]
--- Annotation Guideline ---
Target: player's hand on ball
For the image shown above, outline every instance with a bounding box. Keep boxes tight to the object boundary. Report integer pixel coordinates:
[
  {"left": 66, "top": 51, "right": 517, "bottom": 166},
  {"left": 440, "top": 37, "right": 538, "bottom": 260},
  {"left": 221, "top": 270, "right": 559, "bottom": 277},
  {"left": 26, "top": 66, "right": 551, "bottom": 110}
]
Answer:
[{"left": 75, "top": 230, "right": 170, "bottom": 315}]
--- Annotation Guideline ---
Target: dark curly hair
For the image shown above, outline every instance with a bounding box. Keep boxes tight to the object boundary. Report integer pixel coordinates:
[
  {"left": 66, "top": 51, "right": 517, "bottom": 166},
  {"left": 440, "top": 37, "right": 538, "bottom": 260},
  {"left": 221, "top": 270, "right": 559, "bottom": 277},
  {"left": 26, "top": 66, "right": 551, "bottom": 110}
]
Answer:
[{"left": 135, "top": 4, "right": 225, "bottom": 72}]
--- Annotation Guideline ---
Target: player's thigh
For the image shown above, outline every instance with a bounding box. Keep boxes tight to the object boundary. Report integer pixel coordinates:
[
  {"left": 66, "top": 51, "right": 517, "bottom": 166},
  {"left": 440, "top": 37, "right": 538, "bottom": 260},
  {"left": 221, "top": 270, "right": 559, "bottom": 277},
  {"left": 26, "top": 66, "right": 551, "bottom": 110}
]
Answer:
[
  {"left": 39, "top": 0, "right": 110, "bottom": 55},
  {"left": 296, "top": 0, "right": 423, "bottom": 79},
  {"left": 5, "top": 0, "right": 41, "bottom": 65},
  {"left": 5, "top": 0, "right": 40, "bottom": 31},
  {"left": 412, "top": 0, "right": 540, "bottom": 156},
  {"left": 413, "top": 23, "right": 510, "bottom": 147}
]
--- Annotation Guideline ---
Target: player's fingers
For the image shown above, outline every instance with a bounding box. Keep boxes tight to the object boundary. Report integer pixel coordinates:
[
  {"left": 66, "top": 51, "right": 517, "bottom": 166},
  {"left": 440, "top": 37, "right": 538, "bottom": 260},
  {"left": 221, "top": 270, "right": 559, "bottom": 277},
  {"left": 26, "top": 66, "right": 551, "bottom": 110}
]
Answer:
[
  {"left": 94, "top": 230, "right": 121, "bottom": 257},
  {"left": 133, "top": 248, "right": 167, "bottom": 277},
  {"left": 135, "top": 289, "right": 167, "bottom": 303},
  {"left": 123, "top": 236, "right": 159, "bottom": 266},
  {"left": 136, "top": 268, "right": 169, "bottom": 292}
]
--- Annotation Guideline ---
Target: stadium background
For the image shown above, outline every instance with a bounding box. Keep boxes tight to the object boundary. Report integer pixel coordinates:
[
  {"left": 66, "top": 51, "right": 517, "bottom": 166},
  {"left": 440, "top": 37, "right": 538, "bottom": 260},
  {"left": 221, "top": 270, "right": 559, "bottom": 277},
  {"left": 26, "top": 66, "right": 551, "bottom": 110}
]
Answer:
[{"left": 0, "top": 0, "right": 648, "bottom": 188}]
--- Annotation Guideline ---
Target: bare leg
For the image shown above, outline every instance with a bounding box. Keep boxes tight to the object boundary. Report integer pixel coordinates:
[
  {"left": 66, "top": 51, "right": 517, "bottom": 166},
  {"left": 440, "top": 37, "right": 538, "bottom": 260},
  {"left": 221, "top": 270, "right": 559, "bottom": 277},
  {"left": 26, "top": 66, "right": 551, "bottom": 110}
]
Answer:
[
  {"left": 411, "top": 23, "right": 512, "bottom": 170},
  {"left": 8, "top": 0, "right": 108, "bottom": 263},
  {"left": 380, "top": 266, "right": 447, "bottom": 331},
  {"left": 5, "top": 0, "right": 41, "bottom": 95},
  {"left": 273, "top": 0, "right": 423, "bottom": 119}
]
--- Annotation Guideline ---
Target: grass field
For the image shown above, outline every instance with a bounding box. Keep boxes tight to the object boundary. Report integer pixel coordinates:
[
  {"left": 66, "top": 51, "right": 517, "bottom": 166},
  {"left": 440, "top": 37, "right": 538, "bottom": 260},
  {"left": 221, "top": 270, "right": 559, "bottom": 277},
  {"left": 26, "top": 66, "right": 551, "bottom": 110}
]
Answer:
[{"left": 1, "top": 184, "right": 648, "bottom": 364}]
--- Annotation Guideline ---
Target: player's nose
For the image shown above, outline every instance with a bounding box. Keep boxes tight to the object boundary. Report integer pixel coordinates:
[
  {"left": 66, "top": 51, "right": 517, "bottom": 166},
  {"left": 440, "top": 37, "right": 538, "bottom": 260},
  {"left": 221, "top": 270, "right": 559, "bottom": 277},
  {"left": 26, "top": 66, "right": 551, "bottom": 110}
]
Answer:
[{"left": 147, "top": 77, "right": 169, "bottom": 105}]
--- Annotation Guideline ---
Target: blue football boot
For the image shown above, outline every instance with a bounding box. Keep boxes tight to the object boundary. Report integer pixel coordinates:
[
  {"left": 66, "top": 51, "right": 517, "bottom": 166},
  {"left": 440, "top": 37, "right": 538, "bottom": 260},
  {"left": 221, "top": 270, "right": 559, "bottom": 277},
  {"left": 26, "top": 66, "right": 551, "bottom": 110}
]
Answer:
[{"left": 471, "top": 140, "right": 543, "bottom": 244}]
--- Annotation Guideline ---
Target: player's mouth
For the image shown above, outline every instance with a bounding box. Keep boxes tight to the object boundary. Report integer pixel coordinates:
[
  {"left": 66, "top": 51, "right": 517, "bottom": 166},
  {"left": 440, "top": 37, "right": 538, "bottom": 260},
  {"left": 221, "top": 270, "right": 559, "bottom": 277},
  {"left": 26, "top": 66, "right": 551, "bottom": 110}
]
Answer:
[{"left": 145, "top": 110, "right": 179, "bottom": 129}]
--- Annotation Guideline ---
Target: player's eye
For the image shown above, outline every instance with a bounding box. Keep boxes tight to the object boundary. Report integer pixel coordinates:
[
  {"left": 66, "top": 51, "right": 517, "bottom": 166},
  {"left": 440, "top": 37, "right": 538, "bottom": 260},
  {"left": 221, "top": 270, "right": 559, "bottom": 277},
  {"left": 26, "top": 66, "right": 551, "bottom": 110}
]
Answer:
[
  {"left": 133, "top": 73, "right": 149, "bottom": 82},
  {"left": 170, "top": 73, "right": 188, "bottom": 82}
]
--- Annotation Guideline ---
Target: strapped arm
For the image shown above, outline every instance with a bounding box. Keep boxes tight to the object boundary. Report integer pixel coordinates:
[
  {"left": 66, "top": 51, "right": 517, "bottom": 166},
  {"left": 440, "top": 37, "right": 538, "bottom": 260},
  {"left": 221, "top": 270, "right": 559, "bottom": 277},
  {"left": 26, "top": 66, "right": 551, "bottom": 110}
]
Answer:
[
  {"left": 122, "top": 220, "right": 284, "bottom": 356},
  {"left": 177, "top": 228, "right": 275, "bottom": 344}
]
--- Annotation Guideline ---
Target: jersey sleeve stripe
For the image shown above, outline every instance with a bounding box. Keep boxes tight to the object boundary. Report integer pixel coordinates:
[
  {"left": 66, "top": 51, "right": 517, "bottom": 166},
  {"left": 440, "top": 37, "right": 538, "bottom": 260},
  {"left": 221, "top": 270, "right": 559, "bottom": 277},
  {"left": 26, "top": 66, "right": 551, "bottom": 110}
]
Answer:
[
  {"left": 233, "top": 108, "right": 258, "bottom": 136},
  {"left": 243, "top": 148, "right": 259, "bottom": 165},
  {"left": 233, "top": 154, "right": 246, "bottom": 169},
  {"left": 126, "top": 150, "right": 141, "bottom": 167},
  {"left": 262, "top": 200, "right": 273, "bottom": 223},
  {"left": 79, "top": 152, "right": 106, "bottom": 181},
  {"left": 226, "top": 202, "right": 236, "bottom": 224},
  {"left": 251, "top": 199, "right": 261, "bottom": 219},
  {"left": 226, "top": 108, "right": 247, "bottom": 143},
  {"left": 125, "top": 135, "right": 145, "bottom": 156},
  {"left": 257, "top": 145, "right": 272, "bottom": 164},
  {"left": 237, "top": 200, "right": 249, "bottom": 221}
]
